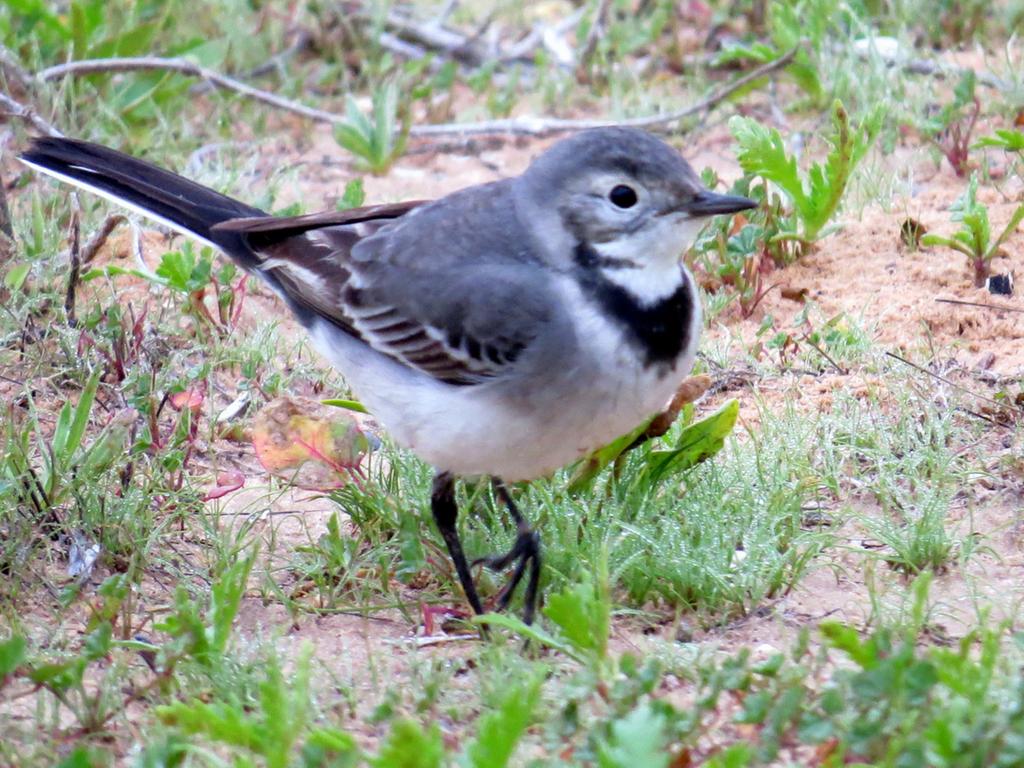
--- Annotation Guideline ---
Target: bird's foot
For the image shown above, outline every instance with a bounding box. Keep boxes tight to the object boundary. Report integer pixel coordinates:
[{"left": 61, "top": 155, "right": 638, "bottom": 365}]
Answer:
[{"left": 472, "top": 527, "right": 542, "bottom": 625}]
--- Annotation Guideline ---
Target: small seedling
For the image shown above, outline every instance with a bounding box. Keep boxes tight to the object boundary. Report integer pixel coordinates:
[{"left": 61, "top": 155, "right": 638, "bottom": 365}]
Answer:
[
  {"left": 336, "top": 178, "right": 366, "bottom": 210},
  {"left": 0, "top": 372, "right": 133, "bottom": 521},
  {"left": 919, "top": 71, "right": 980, "bottom": 176},
  {"left": 332, "top": 81, "right": 410, "bottom": 174},
  {"left": 478, "top": 555, "right": 612, "bottom": 674},
  {"left": 921, "top": 174, "right": 1024, "bottom": 287},
  {"left": 81, "top": 242, "right": 246, "bottom": 336},
  {"left": 730, "top": 100, "right": 882, "bottom": 258}
]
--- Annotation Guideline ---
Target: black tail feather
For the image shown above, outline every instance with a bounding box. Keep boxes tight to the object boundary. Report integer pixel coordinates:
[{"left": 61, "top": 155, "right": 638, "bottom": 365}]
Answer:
[{"left": 20, "top": 137, "right": 267, "bottom": 269}]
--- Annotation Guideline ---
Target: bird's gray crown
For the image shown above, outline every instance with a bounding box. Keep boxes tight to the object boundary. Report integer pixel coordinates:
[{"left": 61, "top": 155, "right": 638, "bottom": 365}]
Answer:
[{"left": 519, "top": 127, "right": 704, "bottom": 208}]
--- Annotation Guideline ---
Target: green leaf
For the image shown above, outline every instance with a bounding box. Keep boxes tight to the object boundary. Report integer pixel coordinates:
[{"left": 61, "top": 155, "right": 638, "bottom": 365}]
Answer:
[
  {"left": 597, "top": 703, "right": 669, "bottom": 768},
  {"left": 638, "top": 399, "right": 739, "bottom": 488},
  {"left": 303, "top": 727, "right": 361, "bottom": 768},
  {"left": 338, "top": 178, "right": 366, "bottom": 210},
  {"left": 703, "top": 743, "right": 754, "bottom": 768},
  {"left": 66, "top": 370, "right": 100, "bottom": 458},
  {"left": 731, "top": 101, "right": 880, "bottom": 246},
  {"left": 730, "top": 116, "right": 807, "bottom": 214},
  {"left": 50, "top": 401, "right": 74, "bottom": 468},
  {"left": 973, "top": 128, "right": 1024, "bottom": 152},
  {"left": 462, "top": 676, "right": 541, "bottom": 768},
  {"left": 371, "top": 719, "right": 445, "bottom": 768},
  {"left": 988, "top": 202, "right": 1024, "bottom": 259},
  {"left": 56, "top": 747, "right": 97, "bottom": 768},
  {"left": 158, "top": 698, "right": 261, "bottom": 751},
  {"left": 3, "top": 263, "right": 31, "bottom": 292},
  {"left": 206, "top": 547, "right": 256, "bottom": 659},
  {"left": 0, "top": 635, "right": 27, "bottom": 680},
  {"left": 473, "top": 613, "right": 582, "bottom": 661},
  {"left": 321, "top": 398, "right": 369, "bottom": 414},
  {"left": 544, "top": 573, "right": 610, "bottom": 664},
  {"left": 567, "top": 417, "right": 653, "bottom": 493},
  {"left": 155, "top": 249, "right": 196, "bottom": 292},
  {"left": 53, "top": 371, "right": 100, "bottom": 465}
]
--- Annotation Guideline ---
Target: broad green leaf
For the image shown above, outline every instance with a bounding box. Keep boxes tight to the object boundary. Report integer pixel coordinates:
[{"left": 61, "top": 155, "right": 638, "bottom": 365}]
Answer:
[
  {"left": 50, "top": 401, "right": 74, "bottom": 466},
  {"left": 56, "top": 747, "right": 97, "bottom": 768},
  {"left": 638, "top": 399, "right": 739, "bottom": 488},
  {"left": 155, "top": 249, "right": 196, "bottom": 292},
  {"left": 534, "top": 556, "right": 612, "bottom": 669},
  {"left": 567, "top": 417, "right": 652, "bottom": 493},
  {"left": 989, "top": 203, "right": 1024, "bottom": 257}
]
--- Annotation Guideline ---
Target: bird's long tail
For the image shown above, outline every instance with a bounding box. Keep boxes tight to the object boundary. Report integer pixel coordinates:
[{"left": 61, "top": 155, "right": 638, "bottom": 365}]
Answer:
[{"left": 19, "top": 137, "right": 266, "bottom": 270}]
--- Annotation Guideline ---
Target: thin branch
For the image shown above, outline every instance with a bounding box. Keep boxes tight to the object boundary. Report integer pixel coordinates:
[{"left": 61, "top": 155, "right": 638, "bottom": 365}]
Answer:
[
  {"left": 38, "top": 57, "right": 343, "bottom": 126},
  {"left": 885, "top": 351, "right": 1020, "bottom": 415},
  {"left": 0, "top": 168, "right": 13, "bottom": 239},
  {"left": 34, "top": 46, "right": 798, "bottom": 139},
  {"left": 409, "top": 45, "right": 799, "bottom": 137},
  {"left": 854, "top": 46, "right": 1011, "bottom": 92},
  {"left": 0, "top": 91, "right": 63, "bottom": 137},
  {"left": 382, "top": 8, "right": 488, "bottom": 65},
  {"left": 65, "top": 199, "right": 81, "bottom": 325},
  {"left": 191, "top": 29, "right": 313, "bottom": 95},
  {"left": 579, "top": 0, "right": 613, "bottom": 69},
  {"left": 936, "top": 297, "right": 1024, "bottom": 313},
  {"left": 79, "top": 214, "right": 126, "bottom": 266},
  {"left": 0, "top": 44, "right": 33, "bottom": 91}
]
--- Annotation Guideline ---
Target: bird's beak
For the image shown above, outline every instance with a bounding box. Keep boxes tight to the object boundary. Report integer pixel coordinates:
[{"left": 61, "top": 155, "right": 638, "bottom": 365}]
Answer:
[{"left": 682, "top": 191, "right": 758, "bottom": 217}]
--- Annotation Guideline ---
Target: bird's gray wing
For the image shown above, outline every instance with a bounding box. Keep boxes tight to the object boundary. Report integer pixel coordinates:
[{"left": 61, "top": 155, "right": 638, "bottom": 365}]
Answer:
[{"left": 214, "top": 185, "right": 555, "bottom": 385}]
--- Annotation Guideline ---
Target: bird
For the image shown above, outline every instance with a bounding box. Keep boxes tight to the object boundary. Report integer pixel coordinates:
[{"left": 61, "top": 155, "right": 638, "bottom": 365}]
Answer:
[{"left": 20, "top": 129, "right": 756, "bottom": 625}]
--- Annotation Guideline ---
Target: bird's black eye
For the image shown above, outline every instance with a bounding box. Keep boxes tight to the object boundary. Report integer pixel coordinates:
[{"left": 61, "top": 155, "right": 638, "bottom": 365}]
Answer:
[{"left": 608, "top": 184, "right": 637, "bottom": 209}]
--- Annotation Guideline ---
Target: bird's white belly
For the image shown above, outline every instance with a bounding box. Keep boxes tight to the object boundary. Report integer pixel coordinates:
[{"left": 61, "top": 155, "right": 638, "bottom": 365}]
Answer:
[{"left": 311, "top": 297, "right": 696, "bottom": 481}]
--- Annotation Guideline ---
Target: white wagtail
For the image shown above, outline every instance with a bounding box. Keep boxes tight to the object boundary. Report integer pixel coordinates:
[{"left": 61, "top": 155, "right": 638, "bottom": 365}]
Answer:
[{"left": 20, "top": 129, "right": 755, "bottom": 624}]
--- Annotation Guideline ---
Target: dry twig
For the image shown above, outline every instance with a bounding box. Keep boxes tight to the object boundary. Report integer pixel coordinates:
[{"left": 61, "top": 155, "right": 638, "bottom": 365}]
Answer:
[
  {"left": 0, "top": 44, "right": 33, "bottom": 91},
  {"left": 578, "top": 0, "right": 613, "bottom": 69},
  {"left": 65, "top": 199, "right": 82, "bottom": 325},
  {"left": 885, "top": 351, "right": 1020, "bottom": 415},
  {"left": 191, "top": 29, "right": 313, "bottom": 95},
  {"left": 35, "top": 45, "right": 798, "bottom": 139},
  {"left": 78, "top": 214, "right": 127, "bottom": 266},
  {"left": 936, "top": 297, "right": 1024, "bottom": 314},
  {"left": 854, "top": 46, "right": 1011, "bottom": 92},
  {"left": 0, "top": 91, "right": 62, "bottom": 137}
]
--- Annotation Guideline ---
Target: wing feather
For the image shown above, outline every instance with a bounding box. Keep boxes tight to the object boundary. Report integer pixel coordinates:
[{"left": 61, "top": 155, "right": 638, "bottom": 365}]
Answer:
[{"left": 222, "top": 187, "right": 552, "bottom": 385}]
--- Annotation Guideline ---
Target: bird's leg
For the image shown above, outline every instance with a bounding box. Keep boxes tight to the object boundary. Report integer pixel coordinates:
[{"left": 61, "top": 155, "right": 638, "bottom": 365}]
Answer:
[
  {"left": 472, "top": 479, "right": 542, "bottom": 625},
  {"left": 431, "top": 471, "right": 485, "bottom": 616}
]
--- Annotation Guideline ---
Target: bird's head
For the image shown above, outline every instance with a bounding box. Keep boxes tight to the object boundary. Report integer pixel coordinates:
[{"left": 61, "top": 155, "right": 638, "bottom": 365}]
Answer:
[{"left": 517, "top": 127, "right": 756, "bottom": 303}]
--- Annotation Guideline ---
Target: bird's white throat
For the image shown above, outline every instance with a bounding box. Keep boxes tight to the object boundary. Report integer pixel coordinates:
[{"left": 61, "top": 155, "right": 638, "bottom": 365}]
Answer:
[{"left": 592, "top": 213, "right": 704, "bottom": 305}]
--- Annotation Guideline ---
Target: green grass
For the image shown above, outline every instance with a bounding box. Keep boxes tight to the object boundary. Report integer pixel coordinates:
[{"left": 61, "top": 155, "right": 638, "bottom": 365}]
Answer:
[{"left": 2, "top": 0, "right": 1024, "bottom": 764}]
